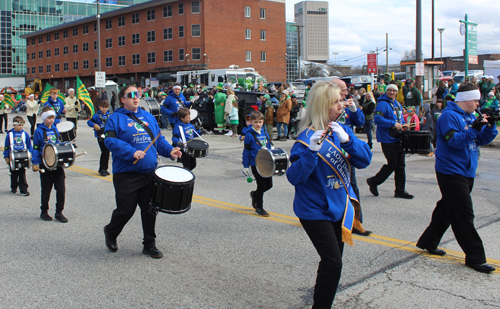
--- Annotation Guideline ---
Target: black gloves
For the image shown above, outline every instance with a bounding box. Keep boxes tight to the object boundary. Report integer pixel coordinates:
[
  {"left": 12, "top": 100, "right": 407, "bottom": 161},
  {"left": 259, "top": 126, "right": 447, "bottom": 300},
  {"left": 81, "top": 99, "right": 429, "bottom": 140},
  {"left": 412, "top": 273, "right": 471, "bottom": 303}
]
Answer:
[{"left": 472, "top": 117, "right": 487, "bottom": 132}]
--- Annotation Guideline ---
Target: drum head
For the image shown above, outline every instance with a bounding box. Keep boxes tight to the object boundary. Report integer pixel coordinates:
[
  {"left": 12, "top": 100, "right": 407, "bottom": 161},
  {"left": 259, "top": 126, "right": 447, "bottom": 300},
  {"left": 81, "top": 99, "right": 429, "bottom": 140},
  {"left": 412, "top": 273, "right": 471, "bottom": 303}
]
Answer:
[
  {"left": 56, "top": 121, "right": 74, "bottom": 132},
  {"left": 155, "top": 166, "right": 194, "bottom": 182},
  {"left": 255, "top": 149, "right": 274, "bottom": 178},
  {"left": 43, "top": 144, "right": 57, "bottom": 168},
  {"left": 139, "top": 98, "right": 151, "bottom": 112},
  {"left": 190, "top": 109, "right": 199, "bottom": 120},
  {"left": 187, "top": 139, "right": 209, "bottom": 149}
]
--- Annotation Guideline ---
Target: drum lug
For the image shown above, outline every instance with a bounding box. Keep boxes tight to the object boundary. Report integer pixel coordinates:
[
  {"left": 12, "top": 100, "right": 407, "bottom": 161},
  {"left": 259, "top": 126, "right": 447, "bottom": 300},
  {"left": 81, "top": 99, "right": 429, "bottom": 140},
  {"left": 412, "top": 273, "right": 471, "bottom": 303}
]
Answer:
[{"left": 148, "top": 202, "right": 159, "bottom": 216}]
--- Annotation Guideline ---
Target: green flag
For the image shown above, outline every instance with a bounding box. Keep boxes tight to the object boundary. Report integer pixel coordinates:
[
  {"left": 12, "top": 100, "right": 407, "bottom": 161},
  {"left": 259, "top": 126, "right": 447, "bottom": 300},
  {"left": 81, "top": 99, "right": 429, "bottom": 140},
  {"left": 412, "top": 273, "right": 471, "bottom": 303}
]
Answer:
[
  {"left": 76, "top": 76, "right": 95, "bottom": 117},
  {"left": 0, "top": 88, "right": 15, "bottom": 108},
  {"left": 40, "top": 83, "right": 65, "bottom": 104}
]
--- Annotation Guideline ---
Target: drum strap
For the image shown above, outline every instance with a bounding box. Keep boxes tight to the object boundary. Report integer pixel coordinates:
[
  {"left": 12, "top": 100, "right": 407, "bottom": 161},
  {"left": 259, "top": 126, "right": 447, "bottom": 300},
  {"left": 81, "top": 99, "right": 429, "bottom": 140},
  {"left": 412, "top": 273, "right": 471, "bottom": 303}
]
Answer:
[
  {"left": 127, "top": 113, "right": 157, "bottom": 148},
  {"left": 8, "top": 131, "right": 25, "bottom": 151},
  {"left": 249, "top": 131, "right": 273, "bottom": 150},
  {"left": 42, "top": 128, "right": 59, "bottom": 143},
  {"left": 48, "top": 101, "right": 62, "bottom": 119},
  {"left": 176, "top": 97, "right": 185, "bottom": 107}
]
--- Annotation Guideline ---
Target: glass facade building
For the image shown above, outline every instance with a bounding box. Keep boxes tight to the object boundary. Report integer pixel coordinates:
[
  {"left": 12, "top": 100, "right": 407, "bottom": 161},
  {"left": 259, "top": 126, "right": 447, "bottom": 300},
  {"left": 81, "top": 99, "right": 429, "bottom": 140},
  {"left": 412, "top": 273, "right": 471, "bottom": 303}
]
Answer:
[
  {"left": 286, "top": 22, "right": 299, "bottom": 82},
  {"left": 0, "top": 0, "right": 147, "bottom": 77}
]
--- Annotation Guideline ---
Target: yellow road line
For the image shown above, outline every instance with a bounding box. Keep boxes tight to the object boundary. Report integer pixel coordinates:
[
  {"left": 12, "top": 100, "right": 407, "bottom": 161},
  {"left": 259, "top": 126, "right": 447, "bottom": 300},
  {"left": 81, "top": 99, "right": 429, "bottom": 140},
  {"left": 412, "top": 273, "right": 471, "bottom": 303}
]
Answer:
[{"left": 67, "top": 165, "right": 500, "bottom": 273}]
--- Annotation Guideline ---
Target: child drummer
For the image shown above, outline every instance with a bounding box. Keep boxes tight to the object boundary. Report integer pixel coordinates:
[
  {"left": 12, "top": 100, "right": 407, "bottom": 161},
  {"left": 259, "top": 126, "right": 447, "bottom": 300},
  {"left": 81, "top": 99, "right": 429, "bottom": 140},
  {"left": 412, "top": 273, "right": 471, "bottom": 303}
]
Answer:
[
  {"left": 242, "top": 111, "right": 273, "bottom": 217},
  {"left": 172, "top": 107, "right": 203, "bottom": 171},
  {"left": 87, "top": 100, "right": 111, "bottom": 176},
  {"left": 32, "top": 106, "right": 68, "bottom": 223},
  {"left": 3, "top": 116, "right": 33, "bottom": 196}
]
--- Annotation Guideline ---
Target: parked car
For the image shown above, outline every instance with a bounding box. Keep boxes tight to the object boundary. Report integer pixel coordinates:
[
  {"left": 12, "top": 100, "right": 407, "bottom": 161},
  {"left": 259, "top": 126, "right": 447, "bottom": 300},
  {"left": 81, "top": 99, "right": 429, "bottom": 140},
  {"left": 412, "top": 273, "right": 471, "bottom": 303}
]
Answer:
[
  {"left": 453, "top": 70, "right": 484, "bottom": 85},
  {"left": 340, "top": 75, "right": 373, "bottom": 90},
  {"left": 290, "top": 82, "right": 306, "bottom": 101},
  {"left": 439, "top": 70, "right": 460, "bottom": 81}
]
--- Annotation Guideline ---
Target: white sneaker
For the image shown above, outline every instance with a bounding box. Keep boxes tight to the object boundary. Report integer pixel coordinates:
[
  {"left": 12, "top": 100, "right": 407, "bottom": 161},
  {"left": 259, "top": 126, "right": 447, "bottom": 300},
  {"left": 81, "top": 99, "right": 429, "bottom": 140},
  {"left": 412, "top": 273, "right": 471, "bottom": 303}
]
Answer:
[
  {"left": 225, "top": 130, "right": 233, "bottom": 136},
  {"left": 206, "top": 131, "right": 214, "bottom": 134}
]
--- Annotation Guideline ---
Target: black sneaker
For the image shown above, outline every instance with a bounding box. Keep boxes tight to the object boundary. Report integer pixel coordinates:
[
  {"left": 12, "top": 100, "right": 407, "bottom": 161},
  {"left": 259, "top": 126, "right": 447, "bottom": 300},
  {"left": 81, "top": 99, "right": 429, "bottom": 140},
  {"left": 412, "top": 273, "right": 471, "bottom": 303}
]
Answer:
[
  {"left": 20, "top": 192, "right": 30, "bottom": 196},
  {"left": 40, "top": 212, "right": 53, "bottom": 221},
  {"left": 143, "top": 246, "right": 163, "bottom": 259},
  {"left": 366, "top": 178, "right": 378, "bottom": 197},
  {"left": 105, "top": 171, "right": 111, "bottom": 175},
  {"left": 98, "top": 170, "right": 107, "bottom": 176},
  {"left": 255, "top": 208, "right": 270, "bottom": 217},
  {"left": 11, "top": 190, "right": 17, "bottom": 194},
  {"left": 394, "top": 191, "right": 414, "bottom": 199},
  {"left": 352, "top": 228, "right": 372, "bottom": 236},
  {"left": 104, "top": 225, "right": 118, "bottom": 252},
  {"left": 249, "top": 191, "right": 257, "bottom": 209},
  {"left": 55, "top": 213, "right": 69, "bottom": 223}
]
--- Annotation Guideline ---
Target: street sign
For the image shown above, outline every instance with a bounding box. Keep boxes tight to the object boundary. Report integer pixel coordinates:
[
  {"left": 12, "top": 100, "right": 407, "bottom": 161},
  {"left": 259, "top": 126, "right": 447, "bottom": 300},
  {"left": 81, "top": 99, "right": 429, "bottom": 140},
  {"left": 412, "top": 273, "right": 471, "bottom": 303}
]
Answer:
[
  {"left": 460, "top": 23, "right": 465, "bottom": 36},
  {"left": 415, "top": 62, "right": 425, "bottom": 76},
  {"left": 145, "top": 78, "right": 150, "bottom": 87},
  {"left": 468, "top": 24, "right": 478, "bottom": 64},
  {"left": 150, "top": 78, "right": 159, "bottom": 88},
  {"left": 95, "top": 71, "right": 106, "bottom": 88},
  {"left": 367, "top": 53, "right": 377, "bottom": 74}
]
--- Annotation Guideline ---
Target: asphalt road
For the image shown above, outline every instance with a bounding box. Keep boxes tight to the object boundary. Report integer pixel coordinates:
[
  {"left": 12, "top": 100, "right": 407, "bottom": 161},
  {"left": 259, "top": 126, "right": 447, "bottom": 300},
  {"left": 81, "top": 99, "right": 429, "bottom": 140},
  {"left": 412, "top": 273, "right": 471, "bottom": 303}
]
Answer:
[{"left": 1, "top": 113, "right": 499, "bottom": 308}]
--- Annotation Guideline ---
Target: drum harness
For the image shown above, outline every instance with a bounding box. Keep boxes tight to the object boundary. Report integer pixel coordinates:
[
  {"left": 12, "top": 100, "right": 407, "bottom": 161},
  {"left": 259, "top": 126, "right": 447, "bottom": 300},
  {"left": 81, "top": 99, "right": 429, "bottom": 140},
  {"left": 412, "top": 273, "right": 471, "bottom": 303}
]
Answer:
[
  {"left": 93, "top": 113, "right": 108, "bottom": 140},
  {"left": 8, "top": 131, "right": 27, "bottom": 152},
  {"left": 246, "top": 131, "right": 274, "bottom": 151},
  {"left": 127, "top": 113, "right": 158, "bottom": 153},
  {"left": 47, "top": 101, "right": 62, "bottom": 119}
]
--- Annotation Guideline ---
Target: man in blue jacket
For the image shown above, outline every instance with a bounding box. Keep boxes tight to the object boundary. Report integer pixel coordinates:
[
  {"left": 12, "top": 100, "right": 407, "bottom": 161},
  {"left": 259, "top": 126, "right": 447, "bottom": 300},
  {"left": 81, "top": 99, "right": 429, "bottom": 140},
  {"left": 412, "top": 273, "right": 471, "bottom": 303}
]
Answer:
[
  {"left": 160, "top": 83, "right": 189, "bottom": 129},
  {"left": 367, "top": 83, "right": 413, "bottom": 199},
  {"left": 416, "top": 83, "right": 497, "bottom": 273}
]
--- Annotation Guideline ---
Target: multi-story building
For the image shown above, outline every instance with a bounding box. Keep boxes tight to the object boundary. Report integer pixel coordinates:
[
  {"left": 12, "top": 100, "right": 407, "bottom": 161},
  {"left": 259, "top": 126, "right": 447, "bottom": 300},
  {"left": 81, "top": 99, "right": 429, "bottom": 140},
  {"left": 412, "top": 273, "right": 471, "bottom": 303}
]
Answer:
[
  {"left": 0, "top": 0, "right": 148, "bottom": 86},
  {"left": 22, "top": 0, "right": 286, "bottom": 90},
  {"left": 286, "top": 21, "right": 299, "bottom": 82},
  {"left": 294, "top": 0, "right": 329, "bottom": 63}
]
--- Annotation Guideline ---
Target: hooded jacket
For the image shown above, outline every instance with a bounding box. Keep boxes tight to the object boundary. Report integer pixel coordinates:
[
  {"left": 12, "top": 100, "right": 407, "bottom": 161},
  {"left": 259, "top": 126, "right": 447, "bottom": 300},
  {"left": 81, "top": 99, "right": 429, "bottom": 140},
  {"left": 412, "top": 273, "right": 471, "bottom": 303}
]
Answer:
[
  {"left": 43, "top": 97, "right": 65, "bottom": 125},
  {"left": 374, "top": 93, "right": 405, "bottom": 143},
  {"left": 242, "top": 128, "right": 271, "bottom": 168},
  {"left": 4, "top": 129, "right": 33, "bottom": 158},
  {"left": 172, "top": 122, "right": 202, "bottom": 146},
  {"left": 87, "top": 110, "right": 111, "bottom": 138},
  {"left": 160, "top": 90, "right": 189, "bottom": 125},
  {"left": 32, "top": 123, "right": 60, "bottom": 166}
]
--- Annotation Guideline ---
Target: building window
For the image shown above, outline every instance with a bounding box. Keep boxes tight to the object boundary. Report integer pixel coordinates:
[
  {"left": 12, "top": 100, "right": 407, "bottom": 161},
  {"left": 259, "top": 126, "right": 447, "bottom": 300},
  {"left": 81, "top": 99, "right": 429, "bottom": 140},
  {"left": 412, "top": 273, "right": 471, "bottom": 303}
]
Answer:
[
  {"left": 94, "top": 59, "right": 98, "bottom": 69},
  {"left": 132, "top": 54, "right": 140, "bottom": 65},
  {"left": 94, "top": 23, "right": 97, "bottom": 32},
  {"left": 63, "top": 30, "right": 68, "bottom": 39},
  {"left": 147, "top": 31, "right": 156, "bottom": 42},
  {"left": 55, "top": 48, "right": 59, "bottom": 56},
  {"left": 32, "top": 67, "right": 35, "bottom": 74},
  {"left": 118, "top": 36, "right": 125, "bottom": 47},
  {"left": 39, "top": 51, "right": 43, "bottom": 59},
  {"left": 46, "top": 49, "right": 51, "bottom": 58},
  {"left": 245, "top": 7, "right": 251, "bottom": 18},
  {"left": 245, "top": 29, "right": 251, "bottom": 40},
  {"left": 73, "top": 61, "right": 78, "bottom": 70},
  {"left": 106, "top": 57, "right": 112, "bottom": 67},
  {"left": 47, "top": 65, "right": 51, "bottom": 73},
  {"left": 178, "top": 3, "right": 184, "bottom": 15},
  {"left": 64, "top": 46, "right": 68, "bottom": 55},
  {"left": 260, "top": 8, "right": 266, "bottom": 19},
  {"left": 178, "top": 26, "right": 184, "bottom": 38},
  {"left": 191, "top": 1, "right": 200, "bottom": 13},
  {"left": 73, "top": 44, "right": 78, "bottom": 53},
  {"left": 105, "top": 19, "right": 112, "bottom": 30},
  {"left": 260, "top": 30, "right": 266, "bottom": 41},
  {"left": 39, "top": 65, "right": 43, "bottom": 73},
  {"left": 164, "top": 28, "right": 173, "bottom": 40},
  {"left": 83, "top": 60, "right": 89, "bottom": 70},
  {"left": 191, "top": 24, "right": 201, "bottom": 37},
  {"left": 132, "top": 33, "right": 140, "bottom": 45},
  {"left": 261, "top": 51, "right": 266, "bottom": 62},
  {"left": 27, "top": 53, "right": 29, "bottom": 61},
  {"left": 55, "top": 64, "right": 59, "bottom": 72},
  {"left": 83, "top": 25, "right": 88, "bottom": 34},
  {"left": 147, "top": 9, "right": 155, "bottom": 21},
  {"left": 31, "top": 38, "right": 35, "bottom": 45},
  {"left": 192, "top": 48, "right": 201, "bottom": 60},
  {"left": 147, "top": 52, "right": 156, "bottom": 64},
  {"left": 132, "top": 12, "right": 140, "bottom": 24},
  {"left": 119, "top": 55, "right": 125, "bottom": 66},
  {"left": 46, "top": 34, "right": 51, "bottom": 42},
  {"left": 83, "top": 42, "right": 89, "bottom": 52},
  {"left": 94, "top": 41, "right": 98, "bottom": 51},
  {"left": 54, "top": 32, "right": 59, "bottom": 40},
  {"left": 39, "top": 36, "right": 43, "bottom": 44},
  {"left": 163, "top": 5, "right": 172, "bottom": 18},
  {"left": 106, "top": 38, "right": 112, "bottom": 48},
  {"left": 31, "top": 52, "right": 35, "bottom": 60},
  {"left": 163, "top": 50, "right": 173, "bottom": 62},
  {"left": 179, "top": 48, "right": 185, "bottom": 61},
  {"left": 246, "top": 51, "right": 251, "bottom": 62},
  {"left": 73, "top": 27, "right": 78, "bottom": 36},
  {"left": 118, "top": 16, "right": 125, "bottom": 27}
]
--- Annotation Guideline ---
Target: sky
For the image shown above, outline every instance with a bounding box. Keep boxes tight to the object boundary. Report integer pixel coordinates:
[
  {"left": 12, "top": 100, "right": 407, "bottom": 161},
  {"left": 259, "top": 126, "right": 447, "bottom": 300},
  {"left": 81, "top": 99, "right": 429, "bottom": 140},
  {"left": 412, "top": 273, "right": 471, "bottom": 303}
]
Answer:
[{"left": 284, "top": 0, "right": 500, "bottom": 67}]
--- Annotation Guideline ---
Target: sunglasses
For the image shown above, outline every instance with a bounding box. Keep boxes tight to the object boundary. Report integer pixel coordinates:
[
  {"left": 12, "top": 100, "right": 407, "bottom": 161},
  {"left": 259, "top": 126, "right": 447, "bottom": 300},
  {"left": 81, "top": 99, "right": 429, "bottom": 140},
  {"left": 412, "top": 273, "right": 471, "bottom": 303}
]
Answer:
[{"left": 125, "top": 91, "right": 140, "bottom": 99}]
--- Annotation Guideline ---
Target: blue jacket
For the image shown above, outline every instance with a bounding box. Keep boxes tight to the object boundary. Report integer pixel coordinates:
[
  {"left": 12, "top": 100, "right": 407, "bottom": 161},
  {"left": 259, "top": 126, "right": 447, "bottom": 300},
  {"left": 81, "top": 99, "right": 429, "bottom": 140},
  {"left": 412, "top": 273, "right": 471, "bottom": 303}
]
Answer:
[
  {"left": 4, "top": 129, "right": 33, "bottom": 158},
  {"left": 44, "top": 97, "right": 65, "bottom": 125},
  {"left": 239, "top": 124, "right": 252, "bottom": 142},
  {"left": 374, "top": 93, "right": 405, "bottom": 143},
  {"left": 435, "top": 101, "right": 498, "bottom": 178},
  {"left": 87, "top": 110, "right": 111, "bottom": 138},
  {"left": 160, "top": 90, "right": 190, "bottom": 125},
  {"left": 242, "top": 128, "right": 271, "bottom": 168},
  {"left": 287, "top": 126, "right": 372, "bottom": 222},
  {"left": 104, "top": 107, "right": 174, "bottom": 174},
  {"left": 172, "top": 122, "right": 202, "bottom": 146},
  {"left": 32, "top": 123, "right": 60, "bottom": 165},
  {"left": 339, "top": 107, "right": 365, "bottom": 128},
  {"left": 449, "top": 83, "right": 459, "bottom": 96}
]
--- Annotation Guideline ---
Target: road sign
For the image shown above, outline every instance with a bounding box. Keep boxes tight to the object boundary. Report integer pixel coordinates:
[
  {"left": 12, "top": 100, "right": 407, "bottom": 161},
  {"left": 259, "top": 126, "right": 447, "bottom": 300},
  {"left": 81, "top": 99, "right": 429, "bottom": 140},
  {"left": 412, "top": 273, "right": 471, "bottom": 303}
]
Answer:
[
  {"left": 95, "top": 71, "right": 106, "bottom": 88},
  {"left": 415, "top": 62, "right": 425, "bottom": 76},
  {"left": 367, "top": 53, "right": 377, "bottom": 74},
  {"left": 468, "top": 24, "right": 478, "bottom": 64},
  {"left": 150, "top": 78, "right": 159, "bottom": 88}
]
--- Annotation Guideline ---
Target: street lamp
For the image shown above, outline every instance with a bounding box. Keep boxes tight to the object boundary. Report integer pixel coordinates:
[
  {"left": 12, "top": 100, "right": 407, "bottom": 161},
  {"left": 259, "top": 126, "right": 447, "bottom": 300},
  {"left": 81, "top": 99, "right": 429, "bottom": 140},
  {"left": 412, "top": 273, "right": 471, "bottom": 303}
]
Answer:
[
  {"left": 204, "top": 54, "right": 209, "bottom": 69},
  {"left": 437, "top": 28, "right": 445, "bottom": 71}
]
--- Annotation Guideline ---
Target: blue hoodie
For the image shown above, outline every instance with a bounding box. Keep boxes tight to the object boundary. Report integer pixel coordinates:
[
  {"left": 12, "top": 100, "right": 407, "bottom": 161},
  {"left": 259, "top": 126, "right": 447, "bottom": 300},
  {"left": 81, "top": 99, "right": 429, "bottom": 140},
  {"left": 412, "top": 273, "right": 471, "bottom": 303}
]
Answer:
[
  {"left": 104, "top": 107, "right": 174, "bottom": 174},
  {"left": 87, "top": 110, "right": 111, "bottom": 138},
  {"left": 4, "top": 129, "right": 33, "bottom": 158},
  {"left": 242, "top": 128, "right": 271, "bottom": 168},
  {"left": 43, "top": 97, "right": 65, "bottom": 125},
  {"left": 435, "top": 101, "right": 497, "bottom": 178},
  {"left": 172, "top": 122, "right": 202, "bottom": 146},
  {"left": 32, "top": 123, "right": 60, "bottom": 166},
  {"left": 339, "top": 107, "right": 365, "bottom": 128},
  {"left": 160, "top": 90, "right": 190, "bottom": 125},
  {"left": 374, "top": 93, "right": 405, "bottom": 143}
]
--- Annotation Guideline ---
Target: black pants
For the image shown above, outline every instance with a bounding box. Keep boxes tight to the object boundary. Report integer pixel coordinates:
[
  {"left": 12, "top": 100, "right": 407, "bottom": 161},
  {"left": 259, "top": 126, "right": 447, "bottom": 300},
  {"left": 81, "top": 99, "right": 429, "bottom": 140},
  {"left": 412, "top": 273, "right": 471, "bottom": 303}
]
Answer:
[
  {"left": 11, "top": 168, "right": 28, "bottom": 193},
  {"left": 40, "top": 168, "right": 66, "bottom": 213},
  {"left": 207, "top": 110, "right": 215, "bottom": 132},
  {"left": 300, "top": 219, "right": 344, "bottom": 309},
  {"left": 67, "top": 117, "right": 77, "bottom": 130},
  {"left": 350, "top": 167, "right": 363, "bottom": 223},
  {"left": 107, "top": 171, "right": 157, "bottom": 247},
  {"left": 97, "top": 138, "right": 110, "bottom": 171},
  {"left": 372, "top": 142, "right": 406, "bottom": 194},
  {"left": 0, "top": 113, "right": 7, "bottom": 131},
  {"left": 180, "top": 149, "right": 197, "bottom": 171},
  {"left": 417, "top": 172, "right": 486, "bottom": 265},
  {"left": 27, "top": 115, "right": 36, "bottom": 137},
  {"left": 251, "top": 165, "right": 273, "bottom": 208}
]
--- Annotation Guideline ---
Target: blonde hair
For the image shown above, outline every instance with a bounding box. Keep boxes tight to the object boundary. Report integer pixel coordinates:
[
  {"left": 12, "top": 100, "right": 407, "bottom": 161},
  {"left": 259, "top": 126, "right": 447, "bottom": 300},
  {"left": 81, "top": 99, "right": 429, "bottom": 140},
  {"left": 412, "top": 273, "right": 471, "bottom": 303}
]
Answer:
[
  {"left": 232, "top": 100, "right": 238, "bottom": 108},
  {"left": 299, "top": 80, "right": 340, "bottom": 133}
]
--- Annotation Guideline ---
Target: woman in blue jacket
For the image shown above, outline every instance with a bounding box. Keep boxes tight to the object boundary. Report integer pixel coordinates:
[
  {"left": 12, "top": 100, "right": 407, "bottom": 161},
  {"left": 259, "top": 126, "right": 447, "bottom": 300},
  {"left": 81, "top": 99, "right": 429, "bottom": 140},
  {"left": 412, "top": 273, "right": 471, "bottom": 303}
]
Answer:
[{"left": 286, "top": 80, "right": 372, "bottom": 308}]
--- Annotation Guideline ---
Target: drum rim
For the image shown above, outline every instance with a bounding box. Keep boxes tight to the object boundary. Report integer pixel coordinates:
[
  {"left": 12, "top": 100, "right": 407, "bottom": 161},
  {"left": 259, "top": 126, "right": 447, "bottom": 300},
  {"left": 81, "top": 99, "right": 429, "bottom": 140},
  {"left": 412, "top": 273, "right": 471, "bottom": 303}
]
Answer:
[
  {"left": 9, "top": 149, "right": 31, "bottom": 170},
  {"left": 42, "top": 143, "right": 59, "bottom": 170},
  {"left": 255, "top": 148, "right": 289, "bottom": 178},
  {"left": 56, "top": 121, "right": 75, "bottom": 131},
  {"left": 154, "top": 165, "right": 195, "bottom": 184},
  {"left": 186, "top": 139, "right": 209, "bottom": 148}
]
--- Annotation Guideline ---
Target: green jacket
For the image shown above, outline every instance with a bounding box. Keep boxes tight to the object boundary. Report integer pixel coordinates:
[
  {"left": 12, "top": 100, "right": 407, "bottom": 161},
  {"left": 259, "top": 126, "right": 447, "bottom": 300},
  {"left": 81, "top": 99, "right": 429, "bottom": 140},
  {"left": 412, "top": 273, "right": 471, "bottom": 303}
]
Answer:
[{"left": 404, "top": 87, "right": 422, "bottom": 107}]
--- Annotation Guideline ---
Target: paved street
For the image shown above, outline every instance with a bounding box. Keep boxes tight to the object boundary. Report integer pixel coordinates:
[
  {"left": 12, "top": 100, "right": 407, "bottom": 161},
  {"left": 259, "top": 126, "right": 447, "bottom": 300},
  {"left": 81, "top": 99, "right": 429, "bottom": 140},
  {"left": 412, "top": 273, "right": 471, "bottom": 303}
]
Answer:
[{"left": 1, "top": 113, "right": 499, "bottom": 308}]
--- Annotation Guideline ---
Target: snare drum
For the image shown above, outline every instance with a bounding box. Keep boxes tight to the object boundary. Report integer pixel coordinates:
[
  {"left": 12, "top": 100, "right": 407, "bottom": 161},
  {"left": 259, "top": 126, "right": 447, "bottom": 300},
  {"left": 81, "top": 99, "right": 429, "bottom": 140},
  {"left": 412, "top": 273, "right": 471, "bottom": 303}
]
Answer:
[
  {"left": 139, "top": 97, "right": 161, "bottom": 124},
  {"left": 149, "top": 166, "right": 195, "bottom": 214},
  {"left": 255, "top": 148, "right": 289, "bottom": 178},
  {"left": 42, "top": 143, "right": 76, "bottom": 171},
  {"left": 9, "top": 150, "right": 31, "bottom": 171},
  {"left": 401, "top": 130, "right": 431, "bottom": 154},
  {"left": 190, "top": 109, "right": 203, "bottom": 129},
  {"left": 57, "top": 122, "right": 76, "bottom": 142},
  {"left": 186, "top": 139, "right": 209, "bottom": 158}
]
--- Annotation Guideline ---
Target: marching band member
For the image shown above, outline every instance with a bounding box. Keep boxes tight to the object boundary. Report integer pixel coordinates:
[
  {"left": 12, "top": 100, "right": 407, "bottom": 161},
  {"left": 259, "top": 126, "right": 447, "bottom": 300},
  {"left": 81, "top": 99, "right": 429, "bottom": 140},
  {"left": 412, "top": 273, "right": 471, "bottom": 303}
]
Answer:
[
  {"left": 103, "top": 86, "right": 181, "bottom": 259},
  {"left": 172, "top": 107, "right": 203, "bottom": 171},
  {"left": 43, "top": 88, "right": 65, "bottom": 126},
  {"left": 286, "top": 80, "right": 371, "bottom": 308},
  {"left": 87, "top": 100, "right": 111, "bottom": 176}
]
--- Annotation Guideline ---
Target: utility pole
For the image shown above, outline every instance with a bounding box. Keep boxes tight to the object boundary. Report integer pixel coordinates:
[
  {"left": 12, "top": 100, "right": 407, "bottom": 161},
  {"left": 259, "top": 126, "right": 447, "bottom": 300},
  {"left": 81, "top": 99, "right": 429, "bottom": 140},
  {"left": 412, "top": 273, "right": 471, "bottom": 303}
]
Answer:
[
  {"left": 376, "top": 47, "right": 379, "bottom": 76},
  {"left": 438, "top": 28, "right": 445, "bottom": 71},
  {"left": 96, "top": 1, "right": 102, "bottom": 95},
  {"left": 431, "top": 0, "right": 435, "bottom": 60},
  {"left": 415, "top": 0, "right": 423, "bottom": 95},
  {"left": 295, "top": 24, "right": 304, "bottom": 80},
  {"left": 386, "top": 33, "right": 389, "bottom": 74}
]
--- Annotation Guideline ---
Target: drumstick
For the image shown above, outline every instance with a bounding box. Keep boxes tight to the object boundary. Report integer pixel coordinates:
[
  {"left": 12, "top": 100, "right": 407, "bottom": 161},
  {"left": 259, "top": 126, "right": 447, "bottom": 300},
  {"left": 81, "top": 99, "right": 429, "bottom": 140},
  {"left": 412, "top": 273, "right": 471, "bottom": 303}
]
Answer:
[
  {"left": 133, "top": 132, "right": 162, "bottom": 164},
  {"left": 75, "top": 151, "right": 88, "bottom": 158}
]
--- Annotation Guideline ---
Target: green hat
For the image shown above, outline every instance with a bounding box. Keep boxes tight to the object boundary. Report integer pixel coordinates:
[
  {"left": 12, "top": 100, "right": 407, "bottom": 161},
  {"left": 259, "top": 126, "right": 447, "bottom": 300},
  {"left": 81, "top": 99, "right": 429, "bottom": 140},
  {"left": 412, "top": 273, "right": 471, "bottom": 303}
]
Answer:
[
  {"left": 189, "top": 84, "right": 194, "bottom": 87},
  {"left": 183, "top": 85, "right": 187, "bottom": 88},
  {"left": 216, "top": 82, "right": 224, "bottom": 90},
  {"left": 263, "top": 94, "right": 270, "bottom": 100}
]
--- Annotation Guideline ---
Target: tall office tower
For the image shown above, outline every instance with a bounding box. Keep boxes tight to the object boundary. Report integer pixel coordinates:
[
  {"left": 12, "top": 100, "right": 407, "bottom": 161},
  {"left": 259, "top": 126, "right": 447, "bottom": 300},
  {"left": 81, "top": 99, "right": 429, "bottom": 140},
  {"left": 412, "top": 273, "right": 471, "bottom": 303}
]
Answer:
[{"left": 294, "top": 1, "right": 329, "bottom": 63}]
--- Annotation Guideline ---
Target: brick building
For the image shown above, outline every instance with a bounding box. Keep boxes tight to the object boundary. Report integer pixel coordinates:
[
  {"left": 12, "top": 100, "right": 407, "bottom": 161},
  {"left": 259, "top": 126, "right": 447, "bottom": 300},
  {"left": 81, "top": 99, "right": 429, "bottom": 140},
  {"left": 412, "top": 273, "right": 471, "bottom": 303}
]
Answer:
[{"left": 21, "top": 0, "right": 286, "bottom": 90}]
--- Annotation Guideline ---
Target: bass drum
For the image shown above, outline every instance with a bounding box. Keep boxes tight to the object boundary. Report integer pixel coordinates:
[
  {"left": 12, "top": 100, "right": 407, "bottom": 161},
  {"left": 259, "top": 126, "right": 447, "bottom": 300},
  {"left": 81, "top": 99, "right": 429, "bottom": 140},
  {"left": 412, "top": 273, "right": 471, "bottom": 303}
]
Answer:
[{"left": 139, "top": 97, "right": 161, "bottom": 124}]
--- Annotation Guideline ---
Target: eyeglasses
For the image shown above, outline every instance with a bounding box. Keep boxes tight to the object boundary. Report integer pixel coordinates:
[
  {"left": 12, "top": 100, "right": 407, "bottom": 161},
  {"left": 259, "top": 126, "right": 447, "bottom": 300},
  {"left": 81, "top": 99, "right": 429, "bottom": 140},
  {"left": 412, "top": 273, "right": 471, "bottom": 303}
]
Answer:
[{"left": 125, "top": 91, "right": 140, "bottom": 99}]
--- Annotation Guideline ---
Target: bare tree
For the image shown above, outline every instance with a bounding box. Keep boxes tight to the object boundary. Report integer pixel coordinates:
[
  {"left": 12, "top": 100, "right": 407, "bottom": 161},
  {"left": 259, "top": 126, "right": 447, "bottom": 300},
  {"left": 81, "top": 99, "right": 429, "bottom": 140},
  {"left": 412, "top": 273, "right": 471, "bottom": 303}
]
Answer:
[
  {"left": 351, "top": 65, "right": 363, "bottom": 75},
  {"left": 326, "top": 64, "right": 341, "bottom": 77},
  {"left": 402, "top": 49, "right": 417, "bottom": 61},
  {"left": 302, "top": 63, "right": 324, "bottom": 78}
]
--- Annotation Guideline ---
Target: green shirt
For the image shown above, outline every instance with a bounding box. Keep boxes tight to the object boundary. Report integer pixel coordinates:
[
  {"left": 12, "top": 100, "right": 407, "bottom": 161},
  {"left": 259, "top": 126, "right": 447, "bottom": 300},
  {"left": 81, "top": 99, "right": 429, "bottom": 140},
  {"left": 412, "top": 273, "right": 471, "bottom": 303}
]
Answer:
[{"left": 404, "top": 87, "right": 422, "bottom": 107}]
